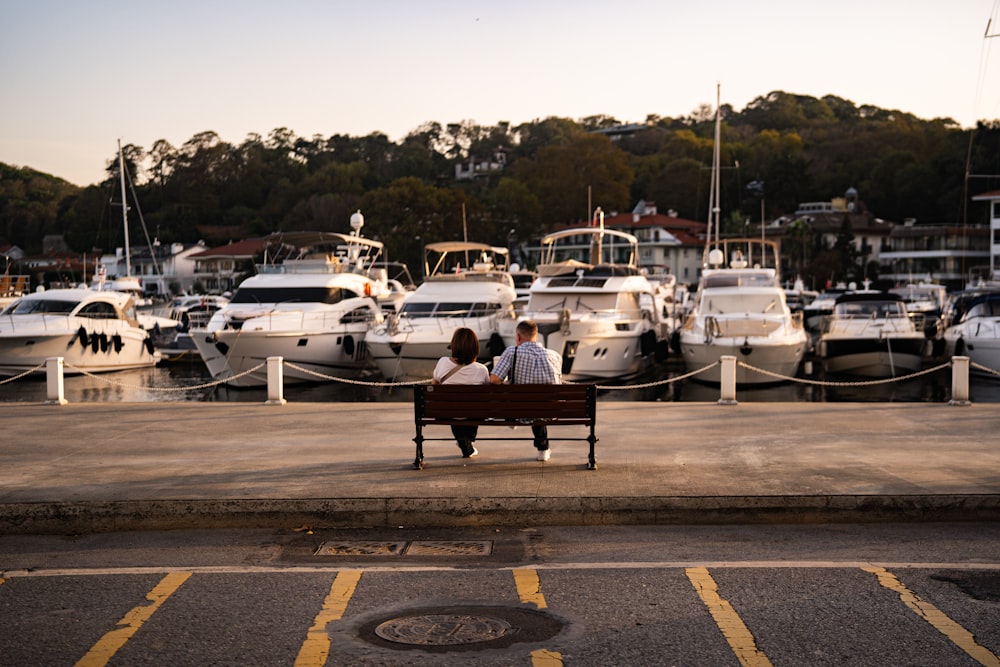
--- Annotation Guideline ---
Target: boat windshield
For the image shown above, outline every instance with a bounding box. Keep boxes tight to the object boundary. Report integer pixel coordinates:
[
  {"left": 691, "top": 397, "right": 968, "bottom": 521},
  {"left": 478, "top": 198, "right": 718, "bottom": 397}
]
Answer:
[
  {"left": 399, "top": 302, "right": 502, "bottom": 318},
  {"left": 835, "top": 301, "right": 905, "bottom": 318},
  {"left": 702, "top": 272, "right": 776, "bottom": 289},
  {"left": 9, "top": 299, "right": 78, "bottom": 315},
  {"left": 704, "top": 294, "right": 781, "bottom": 314},
  {"left": 965, "top": 298, "right": 1000, "bottom": 319},
  {"left": 230, "top": 286, "right": 353, "bottom": 305}
]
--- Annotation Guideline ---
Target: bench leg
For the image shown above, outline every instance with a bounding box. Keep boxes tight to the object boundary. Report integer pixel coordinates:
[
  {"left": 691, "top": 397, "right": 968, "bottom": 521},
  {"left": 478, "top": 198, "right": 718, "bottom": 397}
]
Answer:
[
  {"left": 587, "top": 432, "right": 598, "bottom": 471},
  {"left": 413, "top": 429, "right": 425, "bottom": 470}
]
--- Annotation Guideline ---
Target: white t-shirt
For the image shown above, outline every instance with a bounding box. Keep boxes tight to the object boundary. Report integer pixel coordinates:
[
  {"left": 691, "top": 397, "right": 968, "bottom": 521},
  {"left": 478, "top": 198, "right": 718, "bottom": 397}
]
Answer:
[{"left": 433, "top": 357, "right": 490, "bottom": 385}]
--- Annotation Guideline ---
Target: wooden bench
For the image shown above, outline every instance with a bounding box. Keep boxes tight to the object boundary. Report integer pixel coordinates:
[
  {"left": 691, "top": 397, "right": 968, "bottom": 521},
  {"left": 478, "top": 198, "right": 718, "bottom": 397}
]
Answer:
[{"left": 412, "top": 384, "right": 598, "bottom": 470}]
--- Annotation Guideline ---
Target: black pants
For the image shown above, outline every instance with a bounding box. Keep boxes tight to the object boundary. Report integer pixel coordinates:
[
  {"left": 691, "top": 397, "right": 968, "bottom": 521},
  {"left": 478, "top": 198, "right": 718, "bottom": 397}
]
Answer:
[
  {"left": 532, "top": 424, "right": 549, "bottom": 451},
  {"left": 451, "top": 424, "right": 478, "bottom": 444}
]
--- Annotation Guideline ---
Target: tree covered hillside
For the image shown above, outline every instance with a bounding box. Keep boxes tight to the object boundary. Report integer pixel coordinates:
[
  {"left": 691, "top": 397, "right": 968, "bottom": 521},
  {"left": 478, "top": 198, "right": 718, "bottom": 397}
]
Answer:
[{"left": 2, "top": 90, "right": 999, "bottom": 275}]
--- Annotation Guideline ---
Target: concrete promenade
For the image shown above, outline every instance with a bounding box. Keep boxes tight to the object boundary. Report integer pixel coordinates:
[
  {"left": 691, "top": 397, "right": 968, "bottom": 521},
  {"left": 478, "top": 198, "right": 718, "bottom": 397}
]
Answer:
[{"left": 0, "top": 400, "right": 998, "bottom": 534}]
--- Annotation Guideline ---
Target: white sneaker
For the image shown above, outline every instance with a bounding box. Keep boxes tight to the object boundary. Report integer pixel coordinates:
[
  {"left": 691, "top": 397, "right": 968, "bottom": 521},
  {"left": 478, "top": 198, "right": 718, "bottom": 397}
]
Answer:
[
  {"left": 536, "top": 449, "right": 550, "bottom": 462},
  {"left": 468, "top": 447, "right": 479, "bottom": 458}
]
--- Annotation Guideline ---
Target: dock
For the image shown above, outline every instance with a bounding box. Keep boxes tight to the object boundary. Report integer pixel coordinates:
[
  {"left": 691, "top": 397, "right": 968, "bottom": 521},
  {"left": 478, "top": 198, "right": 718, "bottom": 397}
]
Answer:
[{"left": 1, "top": 400, "right": 997, "bottom": 534}]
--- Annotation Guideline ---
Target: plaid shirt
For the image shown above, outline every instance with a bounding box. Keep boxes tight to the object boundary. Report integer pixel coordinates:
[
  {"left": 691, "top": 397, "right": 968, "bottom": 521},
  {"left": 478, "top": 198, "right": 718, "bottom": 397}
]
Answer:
[{"left": 492, "top": 341, "right": 561, "bottom": 384}]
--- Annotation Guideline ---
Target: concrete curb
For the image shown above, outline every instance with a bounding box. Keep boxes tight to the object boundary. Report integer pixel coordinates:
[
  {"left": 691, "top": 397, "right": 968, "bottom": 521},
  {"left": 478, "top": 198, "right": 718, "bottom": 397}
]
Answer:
[{"left": 3, "top": 495, "right": 999, "bottom": 534}]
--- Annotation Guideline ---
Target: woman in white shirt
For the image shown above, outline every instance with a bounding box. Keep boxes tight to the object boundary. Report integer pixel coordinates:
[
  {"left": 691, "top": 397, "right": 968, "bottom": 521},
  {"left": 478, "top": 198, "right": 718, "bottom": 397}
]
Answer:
[{"left": 432, "top": 327, "right": 490, "bottom": 457}]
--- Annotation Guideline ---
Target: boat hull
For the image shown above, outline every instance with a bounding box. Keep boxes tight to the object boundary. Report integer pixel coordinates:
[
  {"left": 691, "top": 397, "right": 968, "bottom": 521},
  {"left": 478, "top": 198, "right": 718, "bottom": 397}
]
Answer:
[
  {"left": 819, "top": 336, "right": 926, "bottom": 377},
  {"left": 367, "top": 316, "right": 508, "bottom": 382},
  {"left": 0, "top": 324, "right": 158, "bottom": 376},
  {"left": 679, "top": 337, "right": 807, "bottom": 384},
  {"left": 191, "top": 327, "right": 372, "bottom": 387}
]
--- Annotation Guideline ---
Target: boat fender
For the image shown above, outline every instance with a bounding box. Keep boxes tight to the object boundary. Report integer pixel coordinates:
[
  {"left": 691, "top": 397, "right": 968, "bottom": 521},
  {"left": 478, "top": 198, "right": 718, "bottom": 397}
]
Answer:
[
  {"left": 655, "top": 339, "right": 669, "bottom": 362},
  {"left": 144, "top": 337, "right": 155, "bottom": 356},
  {"left": 153, "top": 322, "right": 161, "bottom": 336},
  {"left": 669, "top": 330, "right": 681, "bottom": 353},
  {"left": 955, "top": 338, "right": 965, "bottom": 356},
  {"left": 364, "top": 282, "right": 371, "bottom": 297},
  {"left": 740, "top": 339, "right": 753, "bottom": 356},
  {"left": 99, "top": 333, "right": 109, "bottom": 352},
  {"left": 487, "top": 332, "right": 506, "bottom": 358},
  {"left": 931, "top": 338, "right": 945, "bottom": 358},
  {"left": 78, "top": 328, "right": 90, "bottom": 349},
  {"left": 91, "top": 334, "right": 100, "bottom": 353},
  {"left": 640, "top": 329, "right": 656, "bottom": 357},
  {"left": 214, "top": 340, "right": 229, "bottom": 355},
  {"left": 112, "top": 334, "right": 123, "bottom": 353},
  {"left": 343, "top": 334, "right": 355, "bottom": 356}
]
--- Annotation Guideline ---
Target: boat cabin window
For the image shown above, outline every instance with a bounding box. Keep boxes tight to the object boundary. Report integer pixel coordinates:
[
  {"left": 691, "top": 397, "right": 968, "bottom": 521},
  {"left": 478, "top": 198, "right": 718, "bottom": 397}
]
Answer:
[
  {"left": 834, "top": 301, "right": 905, "bottom": 318},
  {"left": 77, "top": 301, "right": 120, "bottom": 319},
  {"left": 340, "top": 306, "right": 374, "bottom": 323},
  {"left": 10, "top": 299, "right": 78, "bottom": 315},
  {"left": 965, "top": 298, "right": 1000, "bottom": 319},
  {"left": 399, "top": 301, "right": 502, "bottom": 318},
  {"left": 230, "top": 286, "right": 351, "bottom": 305}
]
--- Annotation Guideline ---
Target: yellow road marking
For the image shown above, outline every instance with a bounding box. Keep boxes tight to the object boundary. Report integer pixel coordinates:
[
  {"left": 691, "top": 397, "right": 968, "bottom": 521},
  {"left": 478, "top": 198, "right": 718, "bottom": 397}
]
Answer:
[
  {"left": 75, "top": 571, "right": 191, "bottom": 667},
  {"left": 686, "top": 566, "right": 774, "bottom": 667},
  {"left": 294, "top": 569, "right": 362, "bottom": 667},
  {"left": 513, "top": 567, "right": 547, "bottom": 608},
  {"left": 513, "top": 569, "right": 563, "bottom": 666},
  {"left": 863, "top": 566, "right": 1000, "bottom": 667}
]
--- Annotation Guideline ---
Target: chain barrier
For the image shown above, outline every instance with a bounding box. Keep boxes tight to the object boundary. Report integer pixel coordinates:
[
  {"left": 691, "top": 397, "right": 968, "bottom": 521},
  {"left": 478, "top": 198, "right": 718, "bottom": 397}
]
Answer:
[
  {"left": 282, "top": 361, "right": 431, "bottom": 387},
  {"left": 590, "top": 361, "right": 721, "bottom": 390},
  {"left": 735, "top": 359, "right": 953, "bottom": 387},
  {"left": 12, "top": 355, "right": 999, "bottom": 398},
  {"left": 0, "top": 362, "right": 47, "bottom": 385},
  {"left": 62, "top": 361, "right": 268, "bottom": 392},
  {"left": 970, "top": 360, "right": 1000, "bottom": 378}
]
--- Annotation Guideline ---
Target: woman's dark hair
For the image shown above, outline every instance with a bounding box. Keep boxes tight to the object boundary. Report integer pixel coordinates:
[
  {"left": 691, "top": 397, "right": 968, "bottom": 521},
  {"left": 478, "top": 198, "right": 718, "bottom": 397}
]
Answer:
[{"left": 450, "top": 327, "right": 480, "bottom": 364}]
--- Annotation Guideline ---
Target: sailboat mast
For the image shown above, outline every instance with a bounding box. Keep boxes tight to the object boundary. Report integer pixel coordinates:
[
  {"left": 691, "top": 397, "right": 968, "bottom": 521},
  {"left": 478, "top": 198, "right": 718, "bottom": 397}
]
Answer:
[
  {"left": 710, "top": 83, "right": 722, "bottom": 247},
  {"left": 117, "top": 139, "right": 132, "bottom": 278}
]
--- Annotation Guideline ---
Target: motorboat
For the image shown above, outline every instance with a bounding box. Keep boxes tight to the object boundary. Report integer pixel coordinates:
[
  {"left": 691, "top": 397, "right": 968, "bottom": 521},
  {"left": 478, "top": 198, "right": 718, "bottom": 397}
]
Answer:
[
  {"left": 151, "top": 294, "right": 230, "bottom": 361},
  {"left": 816, "top": 291, "right": 929, "bottom": 377},
  {"left": 503, "top": 220, "right": 673, "bottom": 381},
  {"left": 366, "top": 241, "right": 517, "bottom": 382},
  {"left": 941, "top": 290, "right": 1000, "bottom": 373},
  {"left": 676, "top": 85, "right": 807, "bottom": 384},
  {"left": 191, "top": 212, "right": 404, "bottom": 387},
  {"left": 0, "top": 287, "right": 160, "bottom": 376},
  {"left": 677, "top": 238, "right": 808, "bottom": 384}
]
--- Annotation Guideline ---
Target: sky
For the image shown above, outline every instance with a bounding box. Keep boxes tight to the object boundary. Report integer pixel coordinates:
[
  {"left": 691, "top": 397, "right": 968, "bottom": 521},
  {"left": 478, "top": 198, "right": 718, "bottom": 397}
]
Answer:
[{"left": 2, "top": 0, "right": 1000, "bottom": 187}]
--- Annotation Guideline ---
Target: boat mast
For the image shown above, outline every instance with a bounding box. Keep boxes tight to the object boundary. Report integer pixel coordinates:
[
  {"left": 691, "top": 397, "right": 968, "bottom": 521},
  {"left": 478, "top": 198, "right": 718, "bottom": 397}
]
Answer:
[
  {"left": 117, "top": 139, "right": 132, "bottom": 278},
  {"left": 710, "top": 83, "right": 721, "bottom": 248}
]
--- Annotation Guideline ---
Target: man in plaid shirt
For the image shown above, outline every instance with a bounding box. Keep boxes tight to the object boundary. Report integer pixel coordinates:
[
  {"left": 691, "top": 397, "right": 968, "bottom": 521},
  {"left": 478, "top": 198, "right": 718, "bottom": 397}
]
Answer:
[{"left": 490, "top": 320, "right": 562, "bottom": 461}]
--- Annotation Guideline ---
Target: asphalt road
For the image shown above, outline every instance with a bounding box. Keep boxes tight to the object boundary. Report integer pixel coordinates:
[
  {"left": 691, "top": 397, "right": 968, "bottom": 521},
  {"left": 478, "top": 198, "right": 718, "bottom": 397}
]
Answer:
[{"left": 1, "top": 523, "right": 998, "bottom": 666}]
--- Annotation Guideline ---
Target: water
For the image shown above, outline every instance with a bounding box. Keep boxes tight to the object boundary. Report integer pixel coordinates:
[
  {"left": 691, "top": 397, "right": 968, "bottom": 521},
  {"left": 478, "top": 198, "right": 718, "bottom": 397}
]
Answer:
[{"left": 2, "top": 357, "right": 998, "bottom": 404}]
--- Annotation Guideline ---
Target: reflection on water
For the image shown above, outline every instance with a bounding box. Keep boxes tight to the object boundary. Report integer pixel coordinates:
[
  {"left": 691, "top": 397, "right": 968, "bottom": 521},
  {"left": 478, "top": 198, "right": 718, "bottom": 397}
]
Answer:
[{"left": 1, "top": 357, "right": 998, "bottom": 404}]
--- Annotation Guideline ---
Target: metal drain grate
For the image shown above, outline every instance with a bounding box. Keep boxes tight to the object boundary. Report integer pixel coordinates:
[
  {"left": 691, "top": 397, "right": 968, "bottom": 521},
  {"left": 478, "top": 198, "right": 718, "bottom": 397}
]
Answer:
[
  {"left": 314, "top": 540, "right": 494, "bottom": 557},
  {"left": 315, "top": 541, "right": 407, "bottom": 556},
  {"left": 405, "top": 540, "right": 494, "bottom": 556}
]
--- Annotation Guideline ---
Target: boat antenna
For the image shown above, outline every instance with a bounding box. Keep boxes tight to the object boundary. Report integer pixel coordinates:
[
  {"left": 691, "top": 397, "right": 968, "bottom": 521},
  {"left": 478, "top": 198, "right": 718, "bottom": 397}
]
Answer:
[
  {"left": 462, "top": 203, "right": 470, "bottom": 268},
  {"left": 117, "top": 139, "right": 132, "bottom": 278}
]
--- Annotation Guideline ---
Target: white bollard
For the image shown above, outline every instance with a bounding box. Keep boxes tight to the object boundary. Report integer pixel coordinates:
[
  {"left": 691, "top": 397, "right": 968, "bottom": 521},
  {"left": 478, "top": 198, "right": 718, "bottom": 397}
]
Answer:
[
  {"left": 718, "top": 355, "right": 738, "bottom": 405},
  {"left": 45, "top": 357, "right": 68, "bottom": 405},
  {"left": 265, "top": 356, "right": 287, "bottom": 405},
  {"left": 949, "top": 355, "right": 971, "bottom": 406}
]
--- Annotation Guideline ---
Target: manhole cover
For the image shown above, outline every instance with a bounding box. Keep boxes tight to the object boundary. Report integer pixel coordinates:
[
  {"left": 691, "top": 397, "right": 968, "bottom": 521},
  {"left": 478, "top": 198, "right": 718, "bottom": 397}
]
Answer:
[
  {"left": 375, "top": 614, "right": 512, "bottom": 645},
  {"left": 405, "top": 540, "right": 493, "bottom": 556},
  {"left": 359, "top": 605, "right": 564, "bottom": 652},
  {"left": 315, "top": 541, "right": 406, "bottom": 556}
]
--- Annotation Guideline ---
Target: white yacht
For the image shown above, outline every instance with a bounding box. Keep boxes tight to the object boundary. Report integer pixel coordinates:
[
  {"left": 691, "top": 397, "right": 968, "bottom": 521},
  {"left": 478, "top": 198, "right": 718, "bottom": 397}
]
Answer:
[
  {"left": 191, "top": 212, "right": 403, "bottom": 387},
  {"left": 503, "top": 223, "right": 673, "bottom": 381},
  {"left": 677, "top": 86, "right": 807, "bottom": 385},
  {"left": 677, "top": 239, "right": 808, "bottom": 384},
  {"left": 941, "top": 290, "right": 1000, "bottom": 373},
  {"left": 817, "top": 291, "right": 929, "bottom": 377},
  {"left": 366, "top": 242, "right": 517, "bottom": 382},
  {"left": 0, "top": 287, "right": 160, "bottom": 376}
]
